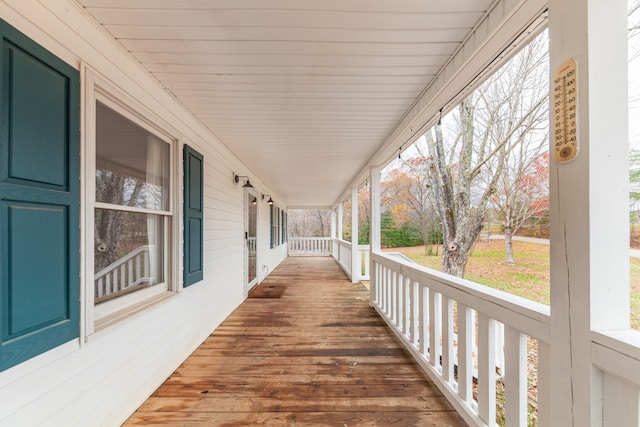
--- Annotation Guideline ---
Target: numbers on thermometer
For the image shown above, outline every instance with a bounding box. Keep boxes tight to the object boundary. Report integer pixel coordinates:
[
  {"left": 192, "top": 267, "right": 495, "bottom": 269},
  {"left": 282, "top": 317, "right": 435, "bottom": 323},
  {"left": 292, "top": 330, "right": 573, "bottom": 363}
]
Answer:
[{"left": 553, "top": 58, "right": 578, "bottom": 162}]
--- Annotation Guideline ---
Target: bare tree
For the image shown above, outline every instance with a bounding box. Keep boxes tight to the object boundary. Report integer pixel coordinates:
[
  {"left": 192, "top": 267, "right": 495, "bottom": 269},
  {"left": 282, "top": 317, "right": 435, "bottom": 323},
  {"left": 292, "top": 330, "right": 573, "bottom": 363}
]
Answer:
[
  {"left": 488, "top": 33, "right": 550, "bottom": 264},
  {"left": 424, "top": 31, "right": 549, "bottom": 277},
  {"left": 287, "top": 209, "right": 332, "bottom": 237}
]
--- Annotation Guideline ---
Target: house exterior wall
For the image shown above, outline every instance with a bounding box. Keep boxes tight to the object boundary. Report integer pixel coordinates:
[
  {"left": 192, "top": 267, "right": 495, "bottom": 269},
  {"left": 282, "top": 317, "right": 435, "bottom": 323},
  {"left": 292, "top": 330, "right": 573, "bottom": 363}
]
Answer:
[{"left": 0, "top": 1, "right": 286, "bottom": 425}]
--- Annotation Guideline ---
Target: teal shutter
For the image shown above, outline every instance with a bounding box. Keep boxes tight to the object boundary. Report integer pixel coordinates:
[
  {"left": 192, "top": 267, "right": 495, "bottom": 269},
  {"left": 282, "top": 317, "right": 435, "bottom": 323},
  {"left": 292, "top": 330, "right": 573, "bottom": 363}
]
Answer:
[
  {"left": 183, "top": 144, "right": 203, "bottom": 287},
  {"left": 0, "top": 19, "right": 80, "bottom": 371},
  {"left": 270, "top": 205, "right": 274, "bottom": 249}
]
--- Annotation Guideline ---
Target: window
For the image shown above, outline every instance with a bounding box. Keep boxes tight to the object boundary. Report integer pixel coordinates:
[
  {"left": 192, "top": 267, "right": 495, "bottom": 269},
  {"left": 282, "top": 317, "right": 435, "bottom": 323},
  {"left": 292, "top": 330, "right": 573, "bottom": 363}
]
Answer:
[
  {"left": 84, "top": 75, "right": 177, "bottom": 332},
  {"left": 270, "top": 205, "right": 281, "bottom": 248}
]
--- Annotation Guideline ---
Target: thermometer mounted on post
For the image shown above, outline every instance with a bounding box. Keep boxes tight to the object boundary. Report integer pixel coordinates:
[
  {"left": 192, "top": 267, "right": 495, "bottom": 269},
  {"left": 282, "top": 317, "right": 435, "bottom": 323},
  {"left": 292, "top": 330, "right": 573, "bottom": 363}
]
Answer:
[{"left": 553, "top": 58, "right": 578, "bottom": 163}]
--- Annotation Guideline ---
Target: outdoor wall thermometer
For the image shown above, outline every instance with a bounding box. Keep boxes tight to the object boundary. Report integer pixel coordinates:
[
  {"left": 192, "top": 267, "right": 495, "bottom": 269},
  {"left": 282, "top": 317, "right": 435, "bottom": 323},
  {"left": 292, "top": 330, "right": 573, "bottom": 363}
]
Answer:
[{"left": 553, "top": 58, "right": 578, "bottom": 163}]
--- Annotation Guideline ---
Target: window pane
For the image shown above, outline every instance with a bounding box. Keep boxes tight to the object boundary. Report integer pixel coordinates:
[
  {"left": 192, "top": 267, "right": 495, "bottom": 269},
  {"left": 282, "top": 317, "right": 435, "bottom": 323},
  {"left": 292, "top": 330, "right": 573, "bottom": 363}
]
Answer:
[
  {"left": 96, "top": 102, "right": 170, "bottom": 211},
  {"left": 94, "top": 209, "right": 164, "bottom": 303}
]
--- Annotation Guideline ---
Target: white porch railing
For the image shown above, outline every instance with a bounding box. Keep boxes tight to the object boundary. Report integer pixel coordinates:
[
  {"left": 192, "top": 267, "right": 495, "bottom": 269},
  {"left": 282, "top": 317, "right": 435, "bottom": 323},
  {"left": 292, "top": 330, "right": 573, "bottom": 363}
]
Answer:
[
  {"left": 329, "top": 239, "right": 371, "bottom": 281},
  {"left": 94, "top": 245, "right": 152, "bottom": 302},
  {"left": 333, "top": 239, "right": 352, "bottom": 276},
  {"left": 371, "top": 251, "right": 551, "bottom": 426},
  {"left": 358, "top": 244, "right": 370, "bottom": 280},
  {"left": 288, "top": 237, "right": 332, "bottom": 256}
]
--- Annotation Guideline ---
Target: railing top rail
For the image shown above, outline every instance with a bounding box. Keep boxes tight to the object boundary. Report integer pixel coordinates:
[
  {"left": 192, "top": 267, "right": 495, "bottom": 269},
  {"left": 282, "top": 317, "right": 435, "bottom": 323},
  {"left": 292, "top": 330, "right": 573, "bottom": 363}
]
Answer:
[
  {"left": 372, "top": 251, "right": 550, "bottom": 342},
  {"left": 334, "top": 238, "right": 352, "bottom": 249},
  {"left": 288, "top": 237, "right": 332, "bottom": 241},
  {"left": 592, "top": 329, "right": 640, "bottom": 387}
]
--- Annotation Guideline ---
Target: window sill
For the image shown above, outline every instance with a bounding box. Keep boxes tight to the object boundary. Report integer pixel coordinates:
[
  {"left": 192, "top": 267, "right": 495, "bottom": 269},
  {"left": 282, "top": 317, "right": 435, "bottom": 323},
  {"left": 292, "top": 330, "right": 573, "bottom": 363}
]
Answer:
[{"left": 94, "top": 291, "right": 175, "bottom": 332}]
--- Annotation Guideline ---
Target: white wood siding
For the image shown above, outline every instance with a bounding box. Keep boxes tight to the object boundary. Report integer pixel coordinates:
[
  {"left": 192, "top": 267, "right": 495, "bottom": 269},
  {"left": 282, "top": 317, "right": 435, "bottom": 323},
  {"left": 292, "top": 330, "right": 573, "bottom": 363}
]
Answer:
[{"left": 0, "top": 1, "right": 286, "bottom": 425}]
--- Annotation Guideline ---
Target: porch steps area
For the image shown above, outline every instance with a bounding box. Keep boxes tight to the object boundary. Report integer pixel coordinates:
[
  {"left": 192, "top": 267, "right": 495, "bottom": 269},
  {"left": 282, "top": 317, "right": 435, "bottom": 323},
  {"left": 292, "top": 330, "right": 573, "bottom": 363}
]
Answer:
[{"left": 124, "top": 257, "right": 466, "bottom": 426}]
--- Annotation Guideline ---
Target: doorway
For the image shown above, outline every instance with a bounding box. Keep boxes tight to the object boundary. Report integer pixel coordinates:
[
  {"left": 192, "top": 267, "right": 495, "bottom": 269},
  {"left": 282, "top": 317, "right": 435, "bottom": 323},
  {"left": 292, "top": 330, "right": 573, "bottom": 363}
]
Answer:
[{"left": 245, "top": 190, "right": 258, "bottom": 294}]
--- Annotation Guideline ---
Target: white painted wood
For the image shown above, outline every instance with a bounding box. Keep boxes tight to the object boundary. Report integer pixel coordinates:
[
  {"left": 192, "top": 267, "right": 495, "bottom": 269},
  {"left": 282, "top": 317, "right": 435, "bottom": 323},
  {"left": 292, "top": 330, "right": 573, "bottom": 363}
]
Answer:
[
  {"left": 419, "top": 283, "right": 428, "bottom": 356},
  {"left": 337, "top": 204, "right": 343, "bottom": 241},
  {"left": 70, "top": 0, "right": 506, "bottom": 208},
  {"left": 372, "top": 253, "right": 550, "bottom": 341},
  {"left": 548, "top": 0, "right": 629, "bottom": 425},
  {"left": 401, "top": 276, "right": 409, "bottom": 336},
  {"left": 370, "top": 253, "right": 552, "bottom": 426},
  {"left": 336, "top": 0, "right": 547, "bottom": 205},
  {"left": 429, "top": 289, "right": 441, "bottom": 368},
  {"left": 334, "top": 239, "right": 353, "bottom": 278},
  {"left": 358, "top": 245, "right": 370, "bottom": 280},
  {"left": 441, "top": 296, "right": 454, "bottom": 383},
  {"left": 288, "top": 237, "right": 332, "bottom": 256},
  {"left": 370, "top": 166, "right": 381, "bottom": 252},
  {"left": 394, "top": 272, "right": 401, "bottom": 326},
  {"left": 409, "top": 280, "right": 417, "bottom": 345},
  {"left": 477, "top": 314, "right": 496, "bottom": 426},
  {"left": 0, "top": 1, "right": 287, "bottom": 425},
  {"left": 537, "top": 340, "right": 551, "bottom": 427},
  {"left": 457, "top": 303, "right": 474, "bottom": 404},
  {"left": 603, "top": 374, "right": 640, "bottom": 427},
  {"left": 350, "top": 187, "right": 359, "bottom": 283},
  {"left": 504, "top": 326, "right": 527, "bottom": 427}
]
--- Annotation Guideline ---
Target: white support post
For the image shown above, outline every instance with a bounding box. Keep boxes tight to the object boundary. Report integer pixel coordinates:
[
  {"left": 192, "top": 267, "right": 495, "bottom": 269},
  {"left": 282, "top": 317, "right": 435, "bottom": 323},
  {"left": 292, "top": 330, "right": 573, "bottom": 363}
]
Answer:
[
  {"left": 337, "top": 203, "right": 343, "bottom": 241},
  {"left": 370, "top": 165, "right": 382, "bottom": 306},
  {"left": 370, "top": 166, "right": 382, "bottom": 253},
  {"left": 330, "top": 209, "right": 336, "bottom": 239},
  {"left": 350, "top": 187, "right": 359, "bottom": 283},
  {"left": 548, "top": 1, "right": 629, "bottom": 425}
]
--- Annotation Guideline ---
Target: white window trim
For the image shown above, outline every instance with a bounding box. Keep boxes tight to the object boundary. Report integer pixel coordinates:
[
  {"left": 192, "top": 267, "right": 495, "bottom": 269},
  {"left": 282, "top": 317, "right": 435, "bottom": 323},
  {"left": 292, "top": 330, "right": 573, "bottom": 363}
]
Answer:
[{"left": 81, "top": 65, "right": 183, "bottom": 339}]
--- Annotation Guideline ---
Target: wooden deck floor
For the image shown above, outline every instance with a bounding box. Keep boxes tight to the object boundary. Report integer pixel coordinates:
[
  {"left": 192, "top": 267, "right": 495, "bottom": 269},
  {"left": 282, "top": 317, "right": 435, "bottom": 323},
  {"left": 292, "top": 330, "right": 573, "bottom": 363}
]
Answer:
[{"left": 125, "top": 257, "right": 466, "bottom": 426}]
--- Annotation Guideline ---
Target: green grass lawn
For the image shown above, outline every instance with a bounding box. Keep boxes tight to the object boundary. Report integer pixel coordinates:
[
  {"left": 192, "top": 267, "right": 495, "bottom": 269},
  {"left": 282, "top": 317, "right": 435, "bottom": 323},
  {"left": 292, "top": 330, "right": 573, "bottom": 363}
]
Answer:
[{"left": 387, "top": 240, "right": 640, "bottom": 329}]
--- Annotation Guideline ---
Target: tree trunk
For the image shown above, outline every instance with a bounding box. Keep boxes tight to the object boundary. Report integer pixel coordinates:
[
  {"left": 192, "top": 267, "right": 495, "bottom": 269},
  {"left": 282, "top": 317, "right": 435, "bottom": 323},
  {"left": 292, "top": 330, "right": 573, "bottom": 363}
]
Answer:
[
  {"left": 442, "top": 240, "right": 467, "bottom": 277},
  {"left": 504, "top": 227, "right": 515, "bottom": 265}
]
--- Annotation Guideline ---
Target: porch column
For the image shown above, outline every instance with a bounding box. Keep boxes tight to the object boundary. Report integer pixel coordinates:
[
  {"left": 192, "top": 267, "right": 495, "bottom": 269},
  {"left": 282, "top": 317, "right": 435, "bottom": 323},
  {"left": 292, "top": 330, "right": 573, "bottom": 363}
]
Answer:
[
  {"left": 330, "top": 209, "right": 336, "bottom": 239},
  {"left": 370, "top": 166, "right": 381, "bottom": 252},
  {"left": 351, "top": 187, "right": 360, "bottom": 283},
  {"left": 548, "top": 1, "right": 629, "bottom": 425},
  {"left": 370, "top": 166, "right": 382, "bottom": 307},
  {"left": 337, "top": 203, "right": 343, "bottom": 241}
]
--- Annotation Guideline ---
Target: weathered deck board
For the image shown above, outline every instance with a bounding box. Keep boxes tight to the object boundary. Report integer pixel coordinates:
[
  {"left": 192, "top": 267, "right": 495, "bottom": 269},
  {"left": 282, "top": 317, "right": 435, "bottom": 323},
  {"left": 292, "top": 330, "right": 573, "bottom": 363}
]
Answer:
[{"left": 124, "top": 257, "right": 466, "bottom": 426}]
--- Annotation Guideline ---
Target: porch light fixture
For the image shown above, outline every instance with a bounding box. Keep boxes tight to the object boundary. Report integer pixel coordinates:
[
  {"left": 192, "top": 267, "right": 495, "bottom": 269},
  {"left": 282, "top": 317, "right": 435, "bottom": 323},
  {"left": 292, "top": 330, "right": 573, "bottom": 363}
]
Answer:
[
  {"left": 233, "top": 173, "right": 254, "bottom": 188},
  {"left": 262, "top": 194, "right": 274, "bottom": 205},
  {"left": 251, "top": 197, "right": 257, "bottom": 205}
]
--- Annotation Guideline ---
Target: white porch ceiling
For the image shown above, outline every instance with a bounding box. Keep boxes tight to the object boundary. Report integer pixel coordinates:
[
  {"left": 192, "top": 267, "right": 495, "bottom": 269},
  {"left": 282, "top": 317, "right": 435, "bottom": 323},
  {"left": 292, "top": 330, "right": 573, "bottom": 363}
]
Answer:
[{"left": 77, "top": 0, "right": 495, "bottom": 207}]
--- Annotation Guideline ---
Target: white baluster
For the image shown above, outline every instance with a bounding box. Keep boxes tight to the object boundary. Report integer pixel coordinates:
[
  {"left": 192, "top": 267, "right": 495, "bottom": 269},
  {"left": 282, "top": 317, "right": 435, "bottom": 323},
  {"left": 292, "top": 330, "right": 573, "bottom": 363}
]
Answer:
[
  {"left": 457, "top": 304, "right": 473, "bottom": 403},
  {"left": 419, "top": 284, "right": 428, "bottom": 356},
  {"left": 478, "top": 313, "right": 497, "bottom": 426},
  {"left": 429, "top": 289, "right": 441, "bottom": 368},
  {"left": 401, "top": 275, "right": 408, "bottom": 335},
  {"left": 442, "top": 296, "right": 454, "bottom": 382},
  {"left": 504, "top": 326, "right": 527, "bottom": 427},
  {"left": 395, "top": 272, "right": 402, "bottom": 328},
  {"left": 537, "top": 340, "right": 551, "bottom": 427},
  {"left": 409, "top": 279, "right": 416, "bottom": 345}
]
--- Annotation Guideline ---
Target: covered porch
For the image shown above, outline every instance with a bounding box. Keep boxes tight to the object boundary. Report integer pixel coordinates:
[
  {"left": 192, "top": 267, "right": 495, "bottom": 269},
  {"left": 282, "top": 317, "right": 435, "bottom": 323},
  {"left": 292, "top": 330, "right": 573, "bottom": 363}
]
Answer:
[
  {"left": 125, "top": 257, "right": 465, "bottom": 425},
  {"left": 0, "top": 1, "right": 636, "bottom": 426}
]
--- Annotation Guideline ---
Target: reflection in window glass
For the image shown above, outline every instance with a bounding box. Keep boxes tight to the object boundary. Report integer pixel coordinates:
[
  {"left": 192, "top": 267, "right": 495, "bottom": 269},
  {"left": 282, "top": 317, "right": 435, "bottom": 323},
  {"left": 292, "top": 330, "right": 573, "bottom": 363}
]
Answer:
[
  {"left": 94, "top": 101, "right": 170, "bottom": 306},
  {"left": 94, "top": 210, "right": 164, "bottom": 303},
  {"left": 95, "top": 102, "right": 170, "bottom": 211}
]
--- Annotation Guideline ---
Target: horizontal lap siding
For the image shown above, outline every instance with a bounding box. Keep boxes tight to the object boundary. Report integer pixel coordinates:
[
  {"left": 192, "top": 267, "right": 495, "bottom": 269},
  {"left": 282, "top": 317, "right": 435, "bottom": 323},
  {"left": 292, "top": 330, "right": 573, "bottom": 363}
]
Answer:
[{"left": 0, "top": 1, "right": 285, "bottom": 425}]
